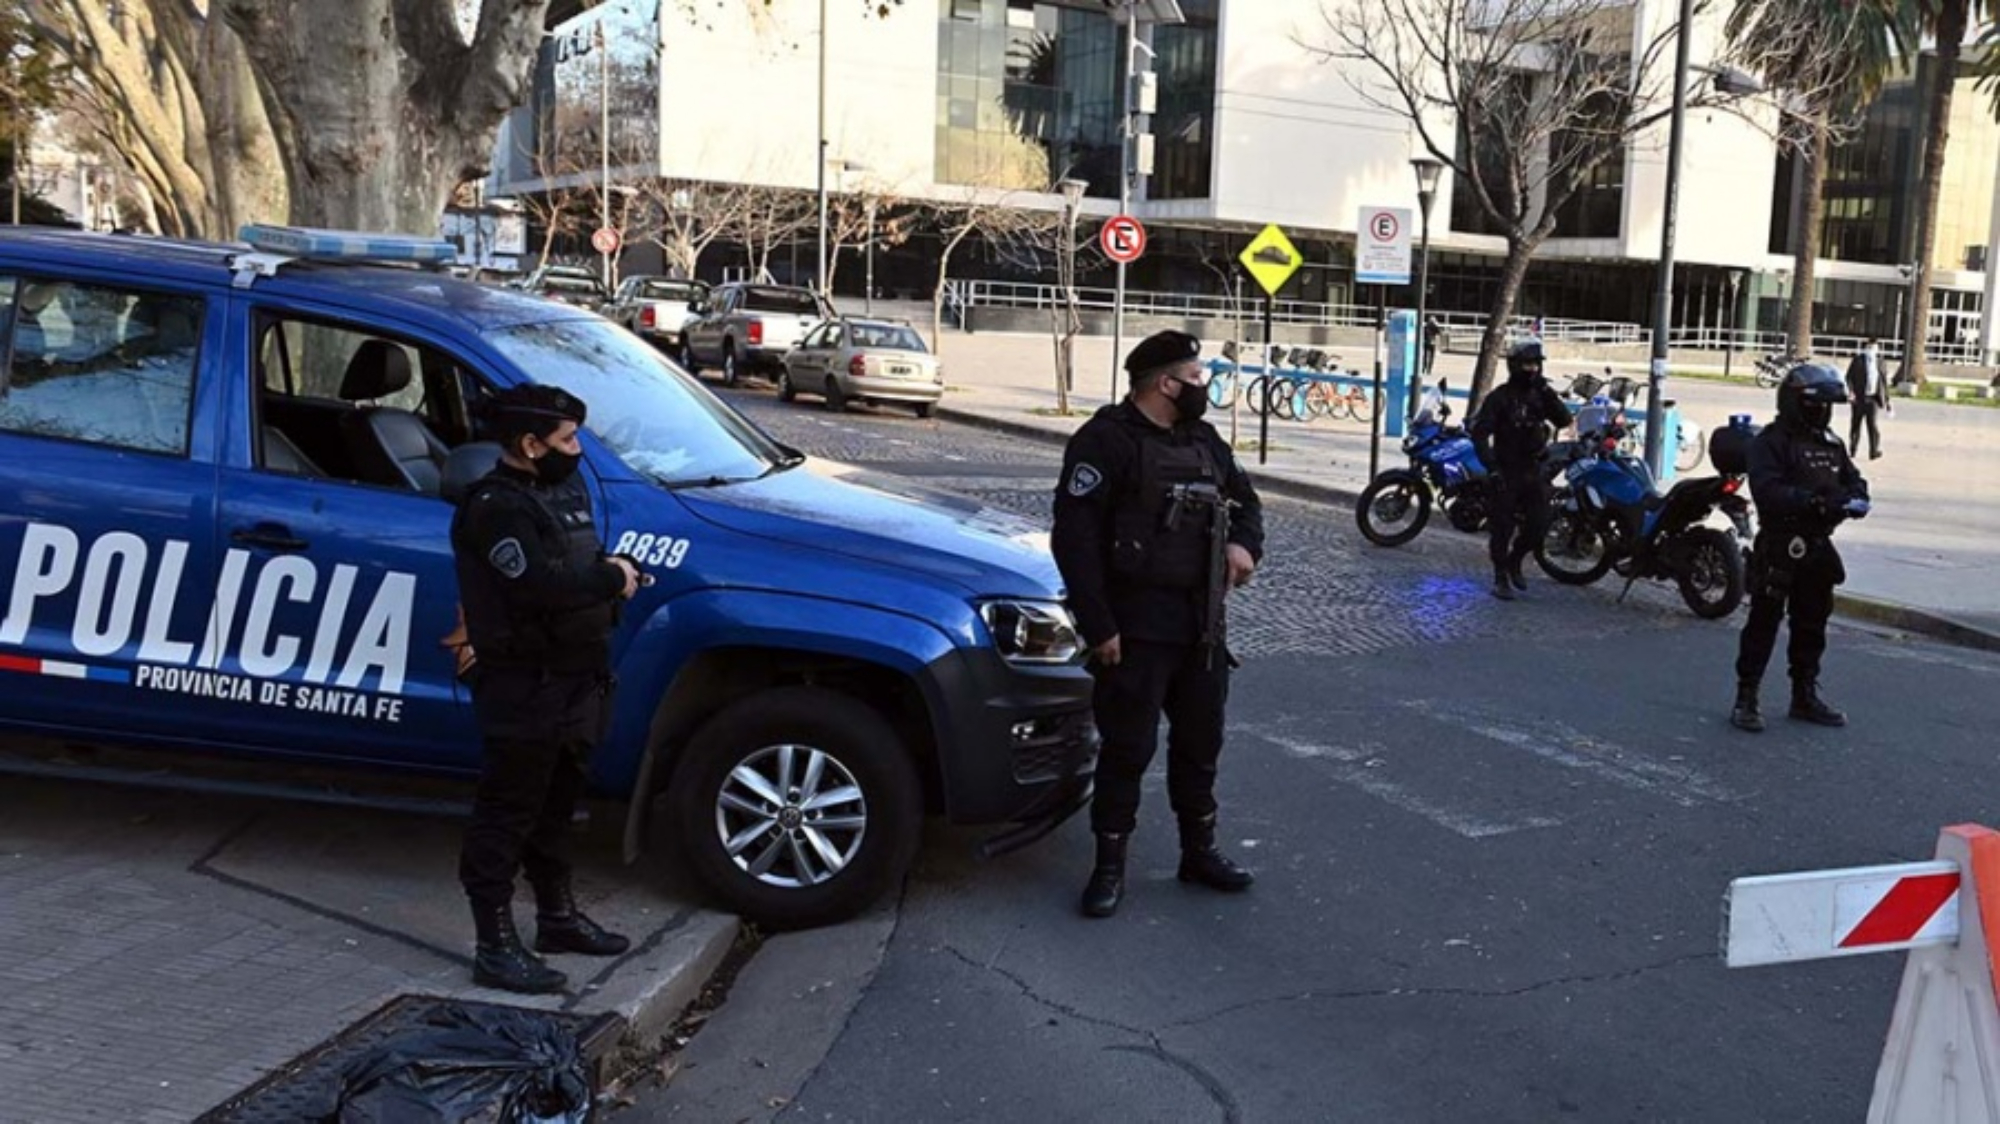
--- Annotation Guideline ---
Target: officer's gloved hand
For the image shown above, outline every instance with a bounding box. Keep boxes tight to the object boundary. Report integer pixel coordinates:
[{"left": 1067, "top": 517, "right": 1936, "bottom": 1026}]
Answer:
[{"left": 1843, "top": 496, "right": 1872, "bottom": 520}]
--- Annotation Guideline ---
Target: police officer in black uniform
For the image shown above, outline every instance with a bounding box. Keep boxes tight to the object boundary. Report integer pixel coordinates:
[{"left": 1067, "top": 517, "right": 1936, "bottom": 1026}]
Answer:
[
  {"left": 451, "top": 385, "right": 641, "bottom": 994},
  {"left": 1730, "top": 363, "right": 1870, "bottom": 732},
  {"left": 1051, "top": 330, "right": 1265, "bottom": 919},
  {"left": 1468, "top": 340, "right": 1573, "bottom": 601}
]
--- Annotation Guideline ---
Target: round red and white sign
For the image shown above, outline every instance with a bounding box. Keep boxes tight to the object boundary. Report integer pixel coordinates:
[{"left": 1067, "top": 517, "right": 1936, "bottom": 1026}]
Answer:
[
  {"left": 1100, "top": 215, "right": 1147, "bottom": 264},
  {"left": 591, "top": 227, "right": 622, "bottom": 255},
  {"left": 1369, "top": 211, "right": 1401, "bottom": 243}
]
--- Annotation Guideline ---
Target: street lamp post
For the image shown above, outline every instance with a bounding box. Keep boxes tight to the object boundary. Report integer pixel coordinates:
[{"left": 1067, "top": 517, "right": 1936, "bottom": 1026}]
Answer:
[
  {"left": 816, "top": 0, "right": 830, "bottom": 297},
  {"left": 1107, "top": 0, "right": 1184, "bottom": 401},
  {"left": 864, "top": 195, "right": 879, "bottom": 315},
  {"left": 598, "top": 15, "right": 612, "bottom": 290},
  {"left": 1724, "top": 269, "right": 1743, "bottom": 379},
  {"left": 1410, "top": 156, "right": 1444, "bottom": 422},
  {"left": 1642, "top": 0, "right": 1698, "bottom": 480}
]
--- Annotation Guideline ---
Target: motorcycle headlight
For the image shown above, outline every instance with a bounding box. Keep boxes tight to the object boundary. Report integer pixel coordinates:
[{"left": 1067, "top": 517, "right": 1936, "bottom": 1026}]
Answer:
[{"left": 979, "top": 601, "right": 1083, "bottom": 665}]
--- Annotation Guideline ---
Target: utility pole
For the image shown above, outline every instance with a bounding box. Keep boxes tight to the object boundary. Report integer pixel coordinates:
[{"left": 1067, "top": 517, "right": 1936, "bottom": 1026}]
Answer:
[
  {"left": 598, "top": 14, "right": 612, "bottom": 290},
  {"left": 816, "top": 0, "right": 830, "bottom": 297},
  {"left": 1643, "top": 0, "right": 1695, "bottom": 480}
]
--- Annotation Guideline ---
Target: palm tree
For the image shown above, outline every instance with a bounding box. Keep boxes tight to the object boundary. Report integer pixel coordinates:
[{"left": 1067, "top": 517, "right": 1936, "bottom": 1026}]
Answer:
[
  {"left": 1726, "top": 0, "right": 1906, "bottom": 356},
  {"left": 1896, "top": 0, "right": 2000, "bottom": 384}
]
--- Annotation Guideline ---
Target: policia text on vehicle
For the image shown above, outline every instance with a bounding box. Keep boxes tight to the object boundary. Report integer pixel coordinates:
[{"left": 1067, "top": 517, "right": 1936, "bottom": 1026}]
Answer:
[{"left": 1051, "top": 330, "right": 1266, "bottom": 919}]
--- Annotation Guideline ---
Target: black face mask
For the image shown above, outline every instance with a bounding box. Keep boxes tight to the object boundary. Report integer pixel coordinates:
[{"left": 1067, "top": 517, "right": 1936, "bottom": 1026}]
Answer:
[
  {"left": 1172, "top": 378, "right": 1210, "bottom": 423},
  {"left": 534, "top": 447, "right": 582, "bottom": 485}
]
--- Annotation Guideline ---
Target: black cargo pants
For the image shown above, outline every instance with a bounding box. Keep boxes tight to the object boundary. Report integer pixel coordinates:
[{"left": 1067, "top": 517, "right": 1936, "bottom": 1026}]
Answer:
[
  {"left": 1088, "top": 639, "right": 1230, "bottom": 835},
  {"left": 1735, "top": 533, "right": 1843, "bottom": 688},
  {"left": 459, "top": 668, "right": 611, "bottom": 909},
  {"left": 1487, "top": 469, "right": 1550, "bottom": 570}
]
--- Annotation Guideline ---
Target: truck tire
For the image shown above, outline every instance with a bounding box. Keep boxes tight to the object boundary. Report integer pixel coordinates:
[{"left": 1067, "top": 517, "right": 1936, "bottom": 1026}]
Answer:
[
  {"left": 680, "top": 340, "right": 700, "bottom": 374},
  {"left": 669, "top": 686, "right": 921, "bottom": 930},
  {"left": 721, "top": 342, "right": 741, "bottom": 387}
]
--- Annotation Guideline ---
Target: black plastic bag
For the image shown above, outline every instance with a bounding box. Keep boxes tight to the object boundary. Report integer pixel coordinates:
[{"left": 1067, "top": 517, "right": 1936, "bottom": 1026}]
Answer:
[{"left": 324, "top": 1003, "right": 593, "bottom": 1124}]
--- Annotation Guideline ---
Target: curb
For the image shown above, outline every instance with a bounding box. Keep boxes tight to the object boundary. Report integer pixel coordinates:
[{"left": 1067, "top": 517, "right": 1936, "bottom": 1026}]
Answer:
[
  {"left": 591, "top": 912, "right": 741, "bottom": 1052},
  {"left": 1832, "top": 593, "right": 2000, "bottom": 655}
]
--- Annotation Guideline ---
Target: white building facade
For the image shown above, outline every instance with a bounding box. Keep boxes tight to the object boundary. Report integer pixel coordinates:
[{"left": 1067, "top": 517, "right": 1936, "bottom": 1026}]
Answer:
[{"left": 489, "top": 0, "right": 2000, "bottom": 352}]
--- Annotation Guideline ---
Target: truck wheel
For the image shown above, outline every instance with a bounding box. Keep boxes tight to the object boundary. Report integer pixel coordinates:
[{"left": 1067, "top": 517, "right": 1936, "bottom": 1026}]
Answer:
[
  {"left": 669, "top": 686, "right": 921, "bottom": 930},
  {"left": 721, "top": 342, "right": 741, "bottom": 387},
  {"left": 680, "top": 340, "right": 700, "bottom": 374},
  {"left": 776, "top": 368, "right": 798, "bottom": 402}
]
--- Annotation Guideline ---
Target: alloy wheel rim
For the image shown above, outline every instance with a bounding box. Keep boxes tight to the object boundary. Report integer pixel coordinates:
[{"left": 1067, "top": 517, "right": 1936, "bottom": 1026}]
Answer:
[{"left": 714, "top": 743, "right": 867, "bottom": 889}]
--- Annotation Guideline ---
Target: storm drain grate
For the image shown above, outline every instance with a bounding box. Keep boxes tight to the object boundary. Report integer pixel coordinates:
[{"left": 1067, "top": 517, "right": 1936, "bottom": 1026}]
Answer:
[{"left": 194, "top": 994, "right": 623, "bottom": 1123}]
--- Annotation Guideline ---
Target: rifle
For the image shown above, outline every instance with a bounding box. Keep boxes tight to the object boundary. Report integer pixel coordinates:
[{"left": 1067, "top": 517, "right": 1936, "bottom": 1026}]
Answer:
[{"left": 1164, "top": 481, "right": 1238, "bottom": 668}]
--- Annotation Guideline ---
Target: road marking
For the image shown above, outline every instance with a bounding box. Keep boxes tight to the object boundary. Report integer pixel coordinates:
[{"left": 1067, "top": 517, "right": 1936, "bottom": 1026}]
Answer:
[
  {"left": 1400, "top": 700, "right": 1737, "bottom": 807},
  {"left": 1236, "top": 726, "right": 1561, "bottom": 839}
]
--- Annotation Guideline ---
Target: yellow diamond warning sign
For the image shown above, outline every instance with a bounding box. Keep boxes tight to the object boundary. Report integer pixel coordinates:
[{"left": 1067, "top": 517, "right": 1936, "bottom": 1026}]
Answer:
[{"left": 1239, "top": 224, "right": 1303, "bottom": 298}]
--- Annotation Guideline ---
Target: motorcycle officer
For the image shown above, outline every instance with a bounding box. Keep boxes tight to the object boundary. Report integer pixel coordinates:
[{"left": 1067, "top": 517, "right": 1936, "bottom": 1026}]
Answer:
[
  {"left": 451, "top": 384, "right": 642, "bottom": 993},
  {"left": 1468, "top": 340, "right": 1573, "bottom": 601},
  {"left": 1730, "top": 363, "right": 1870, "bottom": 732},
  {"left": 1051, "top": 330, "right": 1265, "bottom": 919}
]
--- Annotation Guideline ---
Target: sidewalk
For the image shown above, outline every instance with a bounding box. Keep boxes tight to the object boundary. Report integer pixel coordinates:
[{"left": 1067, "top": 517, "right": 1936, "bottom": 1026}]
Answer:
[
  {"left": 0, "top": 752, "right": 734, "bottom": 1123},
  {"left": 930, "top": 329, "right": 2000, "bottom": 649}
]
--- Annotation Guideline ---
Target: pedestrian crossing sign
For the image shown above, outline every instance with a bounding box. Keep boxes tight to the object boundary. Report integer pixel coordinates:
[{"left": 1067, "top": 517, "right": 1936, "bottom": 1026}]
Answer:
[{"left": 1239, "top": 224, "right": 1303, "bottom": 298}]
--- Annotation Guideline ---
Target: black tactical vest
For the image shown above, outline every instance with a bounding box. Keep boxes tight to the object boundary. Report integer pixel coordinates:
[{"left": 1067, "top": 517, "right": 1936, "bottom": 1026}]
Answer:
[
  {"left": 461, "top": 473, "right": 617, "bottom": 667},
  {"left": 1110, "top": 436, "right": 1220, "bottom": 589}
]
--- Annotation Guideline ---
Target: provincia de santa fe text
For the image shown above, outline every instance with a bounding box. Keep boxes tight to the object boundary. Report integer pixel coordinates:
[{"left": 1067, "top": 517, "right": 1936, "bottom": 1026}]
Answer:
[{"left": 2, "top": 521, "right": 416, "bottom": 724}]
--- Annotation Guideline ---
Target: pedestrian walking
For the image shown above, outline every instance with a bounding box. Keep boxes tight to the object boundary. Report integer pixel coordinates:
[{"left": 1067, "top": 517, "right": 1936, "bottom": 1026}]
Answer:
[
  {"left": 450, "top": 384, "right": 642, "bottom": 993},
  {"left": 1468, "top": 340, "right": 1573, "bottom": 601},
  {"left": 1845, "top": 338, "right": 1889, "bottom": 460},
  {"left": 1051, "top": 330, "right": 1265, "bottom": 919},
  {"left": 1423, "top": 315, "right": 1442, "bottom": 377},
  {"left": 1730, "top": 364, "right": 1871, "bottom": 732}
]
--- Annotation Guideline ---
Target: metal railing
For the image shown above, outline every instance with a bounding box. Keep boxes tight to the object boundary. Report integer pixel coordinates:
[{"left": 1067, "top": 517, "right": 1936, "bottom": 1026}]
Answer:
[{"left": 950, "top": 280, "right": 1994, "bottom": 369}]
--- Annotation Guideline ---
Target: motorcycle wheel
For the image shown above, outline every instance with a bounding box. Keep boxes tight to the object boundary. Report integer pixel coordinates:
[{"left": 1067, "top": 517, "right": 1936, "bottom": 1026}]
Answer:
[
  {"left": 1535, "top": 510, "right": 1614, "bottom": 585},
  {"left": 1355, "top": 476, "right": 1432, "bottom": 548},
  {"left": 1444, "top": 489, "right": 1487, "bottom": 533},
  {"left": 1675, "top": 527, "right": 1745, "bottom": 619}
]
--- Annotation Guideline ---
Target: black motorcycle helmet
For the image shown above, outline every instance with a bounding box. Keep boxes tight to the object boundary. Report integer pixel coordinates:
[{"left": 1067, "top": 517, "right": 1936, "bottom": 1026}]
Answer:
[
  {"left": 1505, "top": 339, "right": 1545, "bottom": 385},
  {"left": 1776, "top": 362, "right": 1849, "bottom": 432}
]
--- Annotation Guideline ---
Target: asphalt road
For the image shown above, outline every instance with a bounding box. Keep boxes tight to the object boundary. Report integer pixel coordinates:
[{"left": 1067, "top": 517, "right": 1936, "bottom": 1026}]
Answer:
[{"left": 624, "top": 387, "right": 2000, "bottom": 1123}]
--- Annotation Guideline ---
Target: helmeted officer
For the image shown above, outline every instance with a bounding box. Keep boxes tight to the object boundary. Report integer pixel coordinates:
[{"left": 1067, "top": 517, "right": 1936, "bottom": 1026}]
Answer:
[
  {"left": 1731, "top": 363, "right": 1870, "bottom": 732},
  {"left": 451, "top": 384, "right": 641, "bottom": 994},
  {"left": 1468, "top": 339, "right": 1573, "bottom": 600},
  {"left": 1051, "top": 330, "right": 1265, "bottom": 919}
]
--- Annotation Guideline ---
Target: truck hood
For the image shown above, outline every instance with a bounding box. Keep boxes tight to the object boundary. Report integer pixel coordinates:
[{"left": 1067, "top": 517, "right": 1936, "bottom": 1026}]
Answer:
[{"left": 676, "top": 458, "right": 1063, "bottom": 598}]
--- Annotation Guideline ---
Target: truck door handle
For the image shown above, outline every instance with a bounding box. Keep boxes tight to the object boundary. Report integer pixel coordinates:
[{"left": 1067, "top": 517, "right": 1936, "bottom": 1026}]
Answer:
[{"left": 232, "top": 524, "right": 309, "bottom": 552}]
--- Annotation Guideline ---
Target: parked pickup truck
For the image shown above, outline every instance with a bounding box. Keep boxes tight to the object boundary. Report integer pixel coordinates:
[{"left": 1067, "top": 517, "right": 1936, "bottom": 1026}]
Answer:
[
  {"left": 603, "top": 274, "right": 708, "bottom": 352},
  {"left": 0, "top": 226, "right": 1096, "bottom": 930},
  {"left": 681, "top": 282, "right": 829, "bottom": 386}
]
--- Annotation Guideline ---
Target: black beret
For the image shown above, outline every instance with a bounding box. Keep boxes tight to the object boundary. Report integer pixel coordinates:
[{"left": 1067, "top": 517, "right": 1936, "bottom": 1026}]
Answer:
[
  {"left": 479, "top": 384, "right": 587, "bottom": 441},
  {"left": 1124, "top": 330, "right": 1202, "bottom": 379}
]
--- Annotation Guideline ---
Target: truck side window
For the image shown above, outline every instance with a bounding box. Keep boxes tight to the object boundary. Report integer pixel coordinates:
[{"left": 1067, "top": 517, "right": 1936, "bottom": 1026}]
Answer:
[
  {"left": 253, "top": 313, "right": 471, "bottom": 493},
  {"left": 0, "top": 275, "right": 203, "bottom": 456}
]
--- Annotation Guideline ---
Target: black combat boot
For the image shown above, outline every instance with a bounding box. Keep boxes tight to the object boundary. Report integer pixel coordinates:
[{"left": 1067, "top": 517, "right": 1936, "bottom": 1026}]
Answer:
[
  {"left": 533, "top": 879, "right": 632, "bottom": 957},
  {"left": 1491, "top": 564, "right": 1517, "bottom": 601},
  {"left": 472, "top": 901, "right": 568, "bottom": 994},
  {"left": 1729, "top": 682, "right": 1764, "bottom": 733},
  {"left": 1505, "top": 554, "right": 1530, "bottom": 592},
  {"left": 1080, "top": 832, "right": 1129, "bottom": 919},
  {"left": 1789, "top": 681, "right": 1848, "bottom": 727},
  {"left": 1177, "top": 814, "right": 1255, "bottom": 892}
]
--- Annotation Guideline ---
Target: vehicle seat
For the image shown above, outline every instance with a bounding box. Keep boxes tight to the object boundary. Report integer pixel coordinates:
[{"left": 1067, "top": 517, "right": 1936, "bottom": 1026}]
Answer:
[
  {"left": 337, "top": 340, "right": 449, "bottom": 494},
  {"left": 262, "top": 425, "right": 326, "bottom": 478}
]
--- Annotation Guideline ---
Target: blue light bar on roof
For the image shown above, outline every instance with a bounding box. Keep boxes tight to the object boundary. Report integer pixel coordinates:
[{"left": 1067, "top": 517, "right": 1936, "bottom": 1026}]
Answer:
[{"left": 238, "top": 224, "right": 457, "bottom": 265}]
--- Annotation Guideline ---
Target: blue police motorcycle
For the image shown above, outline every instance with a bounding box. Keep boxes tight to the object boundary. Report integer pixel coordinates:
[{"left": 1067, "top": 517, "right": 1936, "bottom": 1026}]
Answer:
[
  {"left": 1534, "top": 418, "right": 1748, "bottom": 619},
  {"left": 1355, "top": 382, "right": 1491, "bottom": 547}
]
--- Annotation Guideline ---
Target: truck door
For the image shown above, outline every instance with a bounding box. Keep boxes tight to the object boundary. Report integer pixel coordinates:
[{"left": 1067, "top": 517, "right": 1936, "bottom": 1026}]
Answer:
[
  {"left": 209, "top": 299, "right": 485, "bottom": 771},
  {"left": 0, "top": 274, "right": 222, "bottom": 736}
]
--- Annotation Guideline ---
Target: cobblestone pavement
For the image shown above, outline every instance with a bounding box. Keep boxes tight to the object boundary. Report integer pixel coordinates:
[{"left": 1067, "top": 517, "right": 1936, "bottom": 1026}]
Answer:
[{"left": 722, "top": 388, "right": 1704, "bottom": 661}]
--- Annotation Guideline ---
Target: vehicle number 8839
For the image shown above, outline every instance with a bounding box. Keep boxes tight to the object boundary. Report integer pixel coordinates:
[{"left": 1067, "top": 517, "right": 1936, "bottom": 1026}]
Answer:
[{"left": 610, "top": 531, "right": 692, "bottom": 569}]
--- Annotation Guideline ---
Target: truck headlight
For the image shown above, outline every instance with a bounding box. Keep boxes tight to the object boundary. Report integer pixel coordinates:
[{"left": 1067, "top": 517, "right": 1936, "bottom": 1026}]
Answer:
[{"left": 979, "top": 601, "right": 1082, "bottom": 665}]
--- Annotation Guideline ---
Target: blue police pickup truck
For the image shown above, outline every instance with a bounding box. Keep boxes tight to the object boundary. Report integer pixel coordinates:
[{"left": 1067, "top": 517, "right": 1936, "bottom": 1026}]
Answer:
[{"left": 0, "top": 226, "right": 1095, "bottom": 929}]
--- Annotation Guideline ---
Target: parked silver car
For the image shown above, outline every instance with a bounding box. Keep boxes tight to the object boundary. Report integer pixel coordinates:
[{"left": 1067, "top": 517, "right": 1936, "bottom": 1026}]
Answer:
[
  {"left": 603, "top": 275, "right": 709, "bottom": 350},
  {"left": 779, "top": 318, "right": 943, "bottom": 417}
]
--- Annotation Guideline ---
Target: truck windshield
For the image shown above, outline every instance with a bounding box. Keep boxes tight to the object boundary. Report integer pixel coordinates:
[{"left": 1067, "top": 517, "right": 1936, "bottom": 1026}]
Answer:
[{"left": 485, "top": 319, "right": 790, "bottom": 487}]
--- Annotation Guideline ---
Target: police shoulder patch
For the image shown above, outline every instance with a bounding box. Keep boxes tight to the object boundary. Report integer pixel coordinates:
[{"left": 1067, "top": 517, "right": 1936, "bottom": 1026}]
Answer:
[
  {"left": 1068, "top": 463, "right": 1103, "bottom": 497},
  {"left": 488, "top": 537, "right": 528, "bottom": 579}
]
